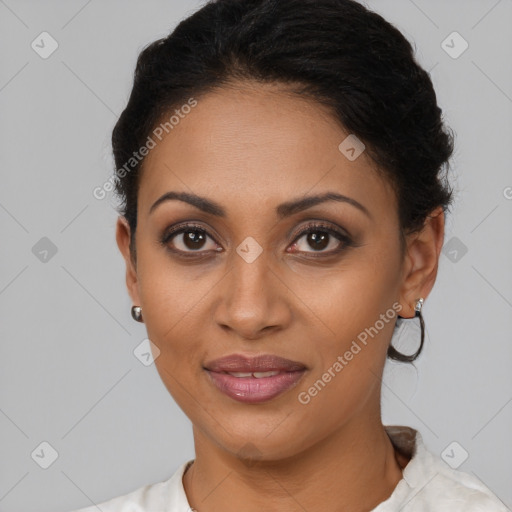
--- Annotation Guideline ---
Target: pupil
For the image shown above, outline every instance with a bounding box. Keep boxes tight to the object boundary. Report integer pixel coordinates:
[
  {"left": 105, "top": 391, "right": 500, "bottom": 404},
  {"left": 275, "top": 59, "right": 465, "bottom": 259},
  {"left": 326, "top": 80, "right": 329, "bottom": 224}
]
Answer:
[
  {"left": 308, "top": 232, "right": 328, "bottom": 250},
  {"left": 184, "top": 230, "right": 205, "bottom": 250}
]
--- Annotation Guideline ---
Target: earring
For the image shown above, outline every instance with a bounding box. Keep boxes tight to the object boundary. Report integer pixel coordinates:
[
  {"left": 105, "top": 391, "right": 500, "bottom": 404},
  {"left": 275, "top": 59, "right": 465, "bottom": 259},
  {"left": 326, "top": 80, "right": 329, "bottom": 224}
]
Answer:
[
  {"left": 390, "top": 297, "right": 425, "bottom": 362},
  {"left": 414, "top": 297, "right": 425, "bottom": 358},
  {"left": 131, "top": 305, "right": 144, "bottom": 323},
  {"left": 414, "top": 297, "right": 424, "bottom": 315},
  {"left": 397, "top": 297, "right": 424, "bottom": 319}
]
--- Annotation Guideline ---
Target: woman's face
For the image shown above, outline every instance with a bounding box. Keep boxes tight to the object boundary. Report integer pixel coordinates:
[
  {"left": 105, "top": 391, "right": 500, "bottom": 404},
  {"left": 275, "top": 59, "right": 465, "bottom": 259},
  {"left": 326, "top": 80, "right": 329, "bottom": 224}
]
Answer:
[{"left": 117, "top": 81, "right": 437, "bottom": 461}]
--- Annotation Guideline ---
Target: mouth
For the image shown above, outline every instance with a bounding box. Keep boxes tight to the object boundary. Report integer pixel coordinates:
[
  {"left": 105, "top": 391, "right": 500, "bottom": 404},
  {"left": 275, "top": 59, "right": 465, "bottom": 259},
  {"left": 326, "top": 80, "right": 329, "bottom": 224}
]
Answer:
[
  {"left": 204, "top": 353, "right": 307, "bottom": 373},
  {"left": 203, "top": 353, "right": 307, "bottom": 404},
  {"left": 204, "top": 368, "right": 307, "bottom": 404}
]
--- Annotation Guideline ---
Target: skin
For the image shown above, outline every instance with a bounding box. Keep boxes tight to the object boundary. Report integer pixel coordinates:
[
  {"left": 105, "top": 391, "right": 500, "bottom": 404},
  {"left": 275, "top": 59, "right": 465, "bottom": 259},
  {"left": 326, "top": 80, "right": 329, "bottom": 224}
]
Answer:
[{"left": 116, "top": 80, "right": 445, "bottom": 512}]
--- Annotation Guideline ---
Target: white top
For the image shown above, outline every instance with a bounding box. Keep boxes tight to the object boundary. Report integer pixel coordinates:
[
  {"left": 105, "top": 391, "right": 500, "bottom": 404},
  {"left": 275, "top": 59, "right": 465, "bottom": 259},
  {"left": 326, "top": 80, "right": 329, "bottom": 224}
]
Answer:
[{"left": 70, "top": 425, "right": 508, "bottom": 511}]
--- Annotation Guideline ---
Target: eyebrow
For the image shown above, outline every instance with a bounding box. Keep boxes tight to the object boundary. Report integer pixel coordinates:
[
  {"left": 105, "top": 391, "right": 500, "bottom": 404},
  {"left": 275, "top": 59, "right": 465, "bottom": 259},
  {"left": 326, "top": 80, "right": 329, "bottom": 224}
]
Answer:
[{"left": 149, "top": 191, "right": 372, "bottom": 219}]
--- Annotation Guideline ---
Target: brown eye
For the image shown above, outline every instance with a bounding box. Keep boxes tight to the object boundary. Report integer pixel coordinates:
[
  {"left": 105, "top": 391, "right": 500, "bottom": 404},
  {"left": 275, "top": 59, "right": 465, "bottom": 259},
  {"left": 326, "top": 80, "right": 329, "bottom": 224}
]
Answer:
[
  {"left": 161, "top": 224, "right": 219, "bottom": 254},
  {"left": 180, "top": 229, "right": 209, "bottom": 250},
  {"left": 289, "top": 222, "right": 352, "bottom": 255}
]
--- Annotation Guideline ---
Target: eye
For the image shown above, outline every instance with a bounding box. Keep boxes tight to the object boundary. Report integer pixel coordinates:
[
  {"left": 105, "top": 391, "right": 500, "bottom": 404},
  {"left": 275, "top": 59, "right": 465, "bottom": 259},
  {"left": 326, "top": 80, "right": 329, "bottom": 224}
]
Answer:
[
  {"left": 288, "top": 222, "right": 353, "bottom": 256},
  {"left": 161, "top": 223, "right": 220, "bottom": 255}
]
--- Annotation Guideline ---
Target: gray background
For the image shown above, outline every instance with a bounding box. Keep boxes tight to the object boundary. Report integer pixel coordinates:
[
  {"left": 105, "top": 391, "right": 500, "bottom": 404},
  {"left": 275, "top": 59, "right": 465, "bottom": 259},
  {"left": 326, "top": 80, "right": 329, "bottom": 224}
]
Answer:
[{"left": 0, "top": 0, "right": 511, "bottom": 511}]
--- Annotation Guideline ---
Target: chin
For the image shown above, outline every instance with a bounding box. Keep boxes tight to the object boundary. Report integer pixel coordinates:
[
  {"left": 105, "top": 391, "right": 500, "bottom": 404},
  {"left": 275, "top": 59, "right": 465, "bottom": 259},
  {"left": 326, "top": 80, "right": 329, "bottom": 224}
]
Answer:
[{"left": 205, "top": 418, "right": 307, "bottom": 462}]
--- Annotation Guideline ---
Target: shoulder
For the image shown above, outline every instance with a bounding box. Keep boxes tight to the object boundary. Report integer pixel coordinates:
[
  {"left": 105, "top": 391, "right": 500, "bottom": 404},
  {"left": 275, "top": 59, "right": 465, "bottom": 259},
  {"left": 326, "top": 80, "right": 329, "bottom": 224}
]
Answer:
[
  {"left": 68, "top": 479, "right": 169, "bottom": 512},
  {"left": 68, "top": 460, "right": 194, "bottom": 512},
  {"left": 382, "top": 426, "right": 509, "bottom": 512},
  {"left": 417, "top": 463, "right": 509, "bottom": 511}
]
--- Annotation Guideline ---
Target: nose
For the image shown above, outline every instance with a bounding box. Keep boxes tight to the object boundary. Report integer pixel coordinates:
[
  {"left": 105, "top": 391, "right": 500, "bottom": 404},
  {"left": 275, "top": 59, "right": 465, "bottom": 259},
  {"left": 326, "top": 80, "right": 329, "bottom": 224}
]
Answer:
[{"left": 213, "top": 246, "right": 292, "bottom": 340}]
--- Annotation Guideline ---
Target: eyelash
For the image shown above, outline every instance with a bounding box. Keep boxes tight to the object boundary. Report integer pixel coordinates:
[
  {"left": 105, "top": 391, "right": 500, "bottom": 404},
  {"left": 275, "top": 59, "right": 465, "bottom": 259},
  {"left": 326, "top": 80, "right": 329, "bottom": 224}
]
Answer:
[{"left": 160, "top": 221, "right": 354, "bottom": 259}]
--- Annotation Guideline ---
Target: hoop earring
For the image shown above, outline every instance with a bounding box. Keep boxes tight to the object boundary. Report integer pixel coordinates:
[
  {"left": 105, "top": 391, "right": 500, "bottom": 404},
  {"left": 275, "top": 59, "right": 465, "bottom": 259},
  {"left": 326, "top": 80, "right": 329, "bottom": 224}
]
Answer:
[
  {"left": 389, "top": 297, "right": 425, "bottom": 362},
  {"left": 131, "top": 305, "right": 144, "bottom": 323},
  {"left": 414, "top": 297, "right": 425, "bottom": 356}
]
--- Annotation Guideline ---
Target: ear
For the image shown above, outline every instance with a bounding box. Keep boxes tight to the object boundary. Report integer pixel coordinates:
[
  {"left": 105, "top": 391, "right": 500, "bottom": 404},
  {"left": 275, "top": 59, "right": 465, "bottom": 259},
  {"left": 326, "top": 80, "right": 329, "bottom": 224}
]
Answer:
[
  {"left": 398, "top": 206, "right": 445, "bottom": 317},
  {"left": 115, "top": 216, "right": 141, "bottom": 307}
]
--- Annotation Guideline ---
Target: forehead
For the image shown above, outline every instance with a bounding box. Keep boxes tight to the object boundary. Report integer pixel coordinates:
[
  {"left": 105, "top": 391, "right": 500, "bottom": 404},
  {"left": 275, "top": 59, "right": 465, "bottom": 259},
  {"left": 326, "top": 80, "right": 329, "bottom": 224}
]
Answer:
[{"left": 138, "top": 81, "right": 397, "bottom": 222}]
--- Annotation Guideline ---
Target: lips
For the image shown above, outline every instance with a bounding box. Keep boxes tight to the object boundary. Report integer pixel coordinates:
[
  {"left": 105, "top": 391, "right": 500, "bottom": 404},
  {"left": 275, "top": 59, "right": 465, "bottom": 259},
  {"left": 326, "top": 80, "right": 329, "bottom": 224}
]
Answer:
[
  {"left": 203, "top": 354, "right": 307, "bottom": 403},
  {"left": 204, "top": 353, "right": 307, "bottom": 373}
]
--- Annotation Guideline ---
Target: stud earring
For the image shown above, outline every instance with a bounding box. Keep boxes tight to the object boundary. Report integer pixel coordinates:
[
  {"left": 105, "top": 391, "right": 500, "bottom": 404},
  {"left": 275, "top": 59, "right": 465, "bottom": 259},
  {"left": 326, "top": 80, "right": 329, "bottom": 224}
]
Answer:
[
  {"left": 131, "top": 305, "right": 144, "bottom": 323},
  {"left": 414, "top": 297, "right": 424, "bottom": 315}
]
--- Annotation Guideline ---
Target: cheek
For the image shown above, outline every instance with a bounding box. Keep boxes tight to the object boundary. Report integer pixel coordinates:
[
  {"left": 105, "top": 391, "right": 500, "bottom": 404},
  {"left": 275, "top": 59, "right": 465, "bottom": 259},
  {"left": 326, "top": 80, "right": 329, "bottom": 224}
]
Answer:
[
  {"left": 290, "top": 240, "right": 401, "bottom": 393},
  {"left": 136, "top": 237, "right": 202, "bottom": 325},
  {"left": 288, "top": 251, "right": 398, "bottom": 343},
  {"left": 292, "top": 289, "right": 397, "bottom": 441}
]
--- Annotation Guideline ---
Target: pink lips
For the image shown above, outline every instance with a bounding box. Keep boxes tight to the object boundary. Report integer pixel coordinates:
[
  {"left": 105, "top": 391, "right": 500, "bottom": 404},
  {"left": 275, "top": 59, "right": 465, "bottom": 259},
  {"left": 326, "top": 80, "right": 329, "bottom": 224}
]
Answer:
[{"left": 204, "top": 354, "right": 307, "bottom": 404}]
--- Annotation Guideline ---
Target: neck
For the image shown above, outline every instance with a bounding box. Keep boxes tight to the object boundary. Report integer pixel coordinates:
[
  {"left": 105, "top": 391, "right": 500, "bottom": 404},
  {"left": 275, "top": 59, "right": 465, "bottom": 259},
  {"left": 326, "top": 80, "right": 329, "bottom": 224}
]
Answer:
[{"left": 183, "top": 416, "right": 407, "bottom": 512}]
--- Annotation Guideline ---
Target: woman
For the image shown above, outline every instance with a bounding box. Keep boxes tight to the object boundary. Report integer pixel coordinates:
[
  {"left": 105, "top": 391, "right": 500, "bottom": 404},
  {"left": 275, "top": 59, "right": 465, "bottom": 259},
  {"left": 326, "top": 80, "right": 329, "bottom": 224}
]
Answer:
[{"left": 73, "top": 0, "right": 507, "bottom": 510}]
